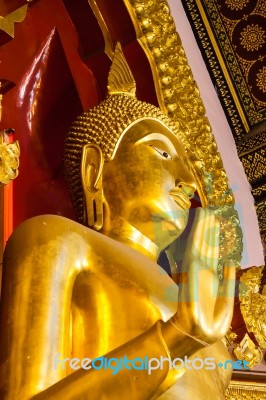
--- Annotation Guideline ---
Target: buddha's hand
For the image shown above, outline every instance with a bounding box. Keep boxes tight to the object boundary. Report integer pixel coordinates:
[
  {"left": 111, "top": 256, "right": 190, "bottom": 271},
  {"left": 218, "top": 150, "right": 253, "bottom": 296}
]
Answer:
[{"left": 173, "top": 207, "right": 235, "bottom": 344}]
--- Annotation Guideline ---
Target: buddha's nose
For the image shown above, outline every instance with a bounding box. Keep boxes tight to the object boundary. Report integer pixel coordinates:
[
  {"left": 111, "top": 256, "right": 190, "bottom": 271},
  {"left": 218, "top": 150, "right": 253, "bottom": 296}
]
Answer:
[
  {"left": 175, "top": 168, "right": 197, "bottom": 199},
  {"left": 176, "top": 181, "right": 197, "bottom": 199}
]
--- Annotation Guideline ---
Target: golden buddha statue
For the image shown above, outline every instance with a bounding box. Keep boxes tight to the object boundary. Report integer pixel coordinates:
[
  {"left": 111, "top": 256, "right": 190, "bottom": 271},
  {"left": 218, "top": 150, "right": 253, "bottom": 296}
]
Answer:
[{"left": 0, "top": 44, "right": 235, "bottom": 399}]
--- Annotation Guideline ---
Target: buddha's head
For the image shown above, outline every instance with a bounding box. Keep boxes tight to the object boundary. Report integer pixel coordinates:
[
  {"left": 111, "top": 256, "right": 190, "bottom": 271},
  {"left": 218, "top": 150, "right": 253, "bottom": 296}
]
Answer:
[{"left": 64, "top": 44, "right": 196, "bottom": 253}]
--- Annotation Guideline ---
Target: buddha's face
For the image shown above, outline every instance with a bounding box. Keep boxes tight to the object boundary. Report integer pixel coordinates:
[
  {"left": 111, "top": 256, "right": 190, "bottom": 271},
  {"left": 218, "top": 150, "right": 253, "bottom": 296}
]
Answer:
[{"left": 102, "top": 118, "right": 196, "bottom": 251}]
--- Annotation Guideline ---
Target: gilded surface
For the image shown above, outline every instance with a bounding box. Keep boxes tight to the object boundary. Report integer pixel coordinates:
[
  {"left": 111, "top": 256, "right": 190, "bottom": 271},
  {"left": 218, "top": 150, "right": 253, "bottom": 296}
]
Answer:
[
  {"left": 0, "top": 135, "right": 20, "bottom": 186},
  {"left": 107, "top": 43, "right": 136, "bottom": 96},
  {"left": 0, "top": 83, "right": 20, "bottom": 186},
  {"left": 0, "top": 5, "right": 28, "bottom": 38},
  {"left": 226, "top": 381, "right": 266, "bottom": 400},
  {"left": 123, "top": 0, "right": 243, "bottom": 274},
  {"left": 224, "top": 327, "right": 237, "bottom": 347},
  {"left": 0, "top": 44, "right": 236, "bottom": 400},
  {"left": 239, "top": 266, "right": 266, "bottom": 349},
  {"left": 233, "top": 333, "right": 263, "bottom": 369}
]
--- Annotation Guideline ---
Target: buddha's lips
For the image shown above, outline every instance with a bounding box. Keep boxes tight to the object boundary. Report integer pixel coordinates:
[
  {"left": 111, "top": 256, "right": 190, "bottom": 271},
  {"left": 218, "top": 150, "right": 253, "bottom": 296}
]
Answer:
[{"left": 169, "top": 189, "right": 191, "bottom": 210}]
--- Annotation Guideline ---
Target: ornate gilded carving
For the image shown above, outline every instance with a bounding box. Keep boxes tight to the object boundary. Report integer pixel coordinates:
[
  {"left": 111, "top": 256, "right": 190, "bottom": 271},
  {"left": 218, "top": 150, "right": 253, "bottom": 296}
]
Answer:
[
  {"left": 233, "top": 333, "right": 263, "bottom": 369},
  {"left": 0, "top": 132, "right": 20, "bottom": 186},
  {"left": 226, "top": 381, "right": 266, "bottom": 400},
  {"left": 224, "top": 326, "right": 237, "bottom": 347},
  {"left": 0, "top": 83, "right": 20, "bottom": 186},
  {"left": 239, "top": 266, "right": 266, "bottom": 349},
  {"left": 0, "top": 5, "right": 28, "bottom": 38},
  {"left": 123, "top": 0, "right": 243, "bottom": 272}
]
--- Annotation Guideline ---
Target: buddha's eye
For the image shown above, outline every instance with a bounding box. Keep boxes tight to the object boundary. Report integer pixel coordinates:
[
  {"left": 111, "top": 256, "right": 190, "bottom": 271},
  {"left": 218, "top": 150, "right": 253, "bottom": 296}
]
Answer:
[{"left": 149, "top": 145, "right": 173, "bottom": 160}]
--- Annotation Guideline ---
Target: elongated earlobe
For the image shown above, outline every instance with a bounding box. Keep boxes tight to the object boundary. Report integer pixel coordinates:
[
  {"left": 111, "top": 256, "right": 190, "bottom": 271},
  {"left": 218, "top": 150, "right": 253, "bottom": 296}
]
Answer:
[{"left": 81, "top": 144, "right": 104, "bottom": 230}]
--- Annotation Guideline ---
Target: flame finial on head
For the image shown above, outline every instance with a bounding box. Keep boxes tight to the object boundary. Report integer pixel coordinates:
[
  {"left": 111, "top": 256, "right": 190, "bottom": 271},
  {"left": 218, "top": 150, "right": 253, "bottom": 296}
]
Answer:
[
  {"left": 107, "top": 43, "right": 136, "bottom": 96},
  {"left": 64, "top": 42, "right": 178, "bottom": 222}
]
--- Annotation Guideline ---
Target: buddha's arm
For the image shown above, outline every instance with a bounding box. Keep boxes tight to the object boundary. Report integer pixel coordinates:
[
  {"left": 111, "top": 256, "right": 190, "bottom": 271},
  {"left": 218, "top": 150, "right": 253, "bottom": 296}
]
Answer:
[
  {"left": 31, "top": 319, "right": 200, "bottom": 400},
  {"left": 0, "top": 216, "right": 91, "bottom": 399},
  {"left": 0, "top": 214, "right": 199, "bottom": 400}
]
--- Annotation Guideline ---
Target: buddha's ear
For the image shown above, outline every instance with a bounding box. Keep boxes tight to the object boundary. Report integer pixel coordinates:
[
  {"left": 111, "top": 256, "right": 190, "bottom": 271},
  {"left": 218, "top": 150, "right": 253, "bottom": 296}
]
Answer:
[{"left": 81, "top": 144, "right": 104, "bottom": 230}]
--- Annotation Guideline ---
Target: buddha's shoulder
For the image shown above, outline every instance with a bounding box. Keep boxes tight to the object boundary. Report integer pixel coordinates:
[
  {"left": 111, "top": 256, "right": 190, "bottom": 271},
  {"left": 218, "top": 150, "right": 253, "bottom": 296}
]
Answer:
[
  {"left": 8, "top": 215, "right": 112, "bottom": 252},
  {"left": 6, "top": 215, "right": 143, "bottom": 267},
  {"left": 9, "top": 215, "right": 91, "bottom": 241},
  {"left": 6, "top": 215, "right": 177, "bottom": 315}
]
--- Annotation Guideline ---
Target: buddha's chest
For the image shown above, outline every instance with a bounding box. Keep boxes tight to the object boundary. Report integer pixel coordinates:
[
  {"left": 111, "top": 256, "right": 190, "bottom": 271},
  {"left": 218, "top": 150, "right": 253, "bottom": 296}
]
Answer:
[{"left": 70, "top": 259, "right": 173, "bottom": 360}]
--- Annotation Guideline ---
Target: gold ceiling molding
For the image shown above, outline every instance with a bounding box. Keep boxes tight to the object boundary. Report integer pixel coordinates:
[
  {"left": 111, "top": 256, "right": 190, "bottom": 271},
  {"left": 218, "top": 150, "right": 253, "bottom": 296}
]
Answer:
[
  {"left": 226, "top": 381, "right": 266, "bottom": 400},
  {"left": 255, "top": 201, "right": 266, "bottom": 251},
  {"left": 237, "top": 131, "right": 266, "bottom": 247},
  {"left": 0, "top": 5, "right": 28, "bottom": 38},
  {"left": 123, "top": 0, "right": 243, "bottom": 272}
]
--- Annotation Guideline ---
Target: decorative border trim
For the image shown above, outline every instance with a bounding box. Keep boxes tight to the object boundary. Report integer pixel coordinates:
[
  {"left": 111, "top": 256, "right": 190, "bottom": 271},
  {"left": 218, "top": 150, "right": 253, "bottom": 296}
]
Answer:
[{"left": 226, "top": 381, "right": 266, "bottom": 399}]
